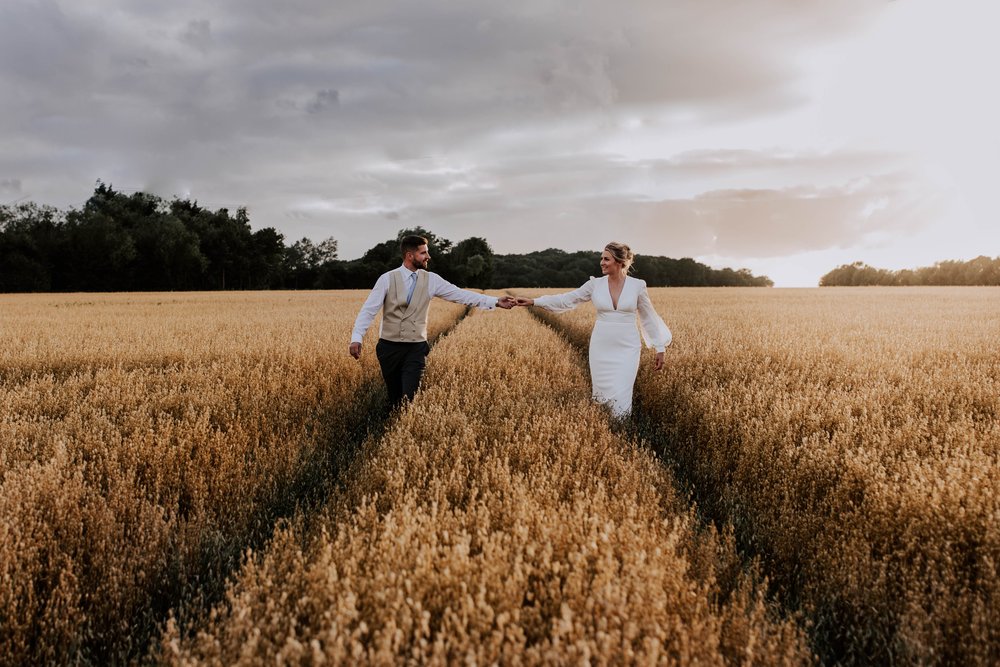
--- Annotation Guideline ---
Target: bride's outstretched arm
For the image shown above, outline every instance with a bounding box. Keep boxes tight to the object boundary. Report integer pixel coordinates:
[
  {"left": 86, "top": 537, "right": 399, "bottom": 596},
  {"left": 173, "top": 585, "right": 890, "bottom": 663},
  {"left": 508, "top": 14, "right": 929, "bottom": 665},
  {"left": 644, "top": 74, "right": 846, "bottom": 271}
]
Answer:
[{"left": 527, "top": 278, "right": 596, "bottom": 312}]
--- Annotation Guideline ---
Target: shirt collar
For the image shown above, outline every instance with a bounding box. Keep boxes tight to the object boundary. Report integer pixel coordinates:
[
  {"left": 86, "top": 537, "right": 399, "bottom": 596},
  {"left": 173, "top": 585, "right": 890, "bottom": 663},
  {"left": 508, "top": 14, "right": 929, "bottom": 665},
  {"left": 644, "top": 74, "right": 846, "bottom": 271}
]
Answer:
[{"left": 399, "top": 264, "right": 417, "bottom": 279}]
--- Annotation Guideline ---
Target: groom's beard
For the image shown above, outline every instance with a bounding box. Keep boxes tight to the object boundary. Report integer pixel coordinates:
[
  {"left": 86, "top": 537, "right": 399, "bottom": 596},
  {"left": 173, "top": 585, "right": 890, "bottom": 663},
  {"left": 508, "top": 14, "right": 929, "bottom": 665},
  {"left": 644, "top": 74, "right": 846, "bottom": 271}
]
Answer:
[{"left": 417, "top": 258, "right": 430, "bottom": 269}]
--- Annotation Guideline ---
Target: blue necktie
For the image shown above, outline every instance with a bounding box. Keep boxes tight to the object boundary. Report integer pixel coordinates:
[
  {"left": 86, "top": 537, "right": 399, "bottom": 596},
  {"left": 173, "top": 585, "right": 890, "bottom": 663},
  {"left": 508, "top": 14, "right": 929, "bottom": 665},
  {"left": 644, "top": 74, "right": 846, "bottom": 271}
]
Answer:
[{"left": 406, "top": 272, "right": 417, "bottom": 304}]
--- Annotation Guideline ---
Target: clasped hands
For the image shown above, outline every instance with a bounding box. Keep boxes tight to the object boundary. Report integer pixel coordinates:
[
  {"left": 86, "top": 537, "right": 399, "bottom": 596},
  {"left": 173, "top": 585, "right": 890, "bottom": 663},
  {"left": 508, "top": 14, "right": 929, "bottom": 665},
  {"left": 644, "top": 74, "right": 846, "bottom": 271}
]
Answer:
[{"left": 495, "top": 296, "right": 534, "bottom": 309}]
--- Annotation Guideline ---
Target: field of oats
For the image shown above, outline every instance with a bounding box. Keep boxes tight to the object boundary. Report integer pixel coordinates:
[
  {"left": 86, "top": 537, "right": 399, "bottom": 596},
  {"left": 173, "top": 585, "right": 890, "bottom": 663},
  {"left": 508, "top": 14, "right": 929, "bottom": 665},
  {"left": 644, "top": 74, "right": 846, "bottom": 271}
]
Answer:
[
  {"left": 0, "top": 291, "right": 466, "bottom": 664},
  {"left": 161, "top": 306, "right": 808, "bottom": 665},
  {"left": 4, "top": 287, "right": 998, "bottom": 665},
  {"left": 525, "top": 286, "right": 1000, "bottom": 665}
]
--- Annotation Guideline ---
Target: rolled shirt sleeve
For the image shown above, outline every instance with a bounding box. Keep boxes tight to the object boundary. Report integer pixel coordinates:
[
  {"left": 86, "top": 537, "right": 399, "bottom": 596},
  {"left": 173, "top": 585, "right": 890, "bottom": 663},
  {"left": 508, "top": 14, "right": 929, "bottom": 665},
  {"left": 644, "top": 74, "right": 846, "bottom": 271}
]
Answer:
[{"left": 350, "top": 272, "right": 392, "bottom": 344}]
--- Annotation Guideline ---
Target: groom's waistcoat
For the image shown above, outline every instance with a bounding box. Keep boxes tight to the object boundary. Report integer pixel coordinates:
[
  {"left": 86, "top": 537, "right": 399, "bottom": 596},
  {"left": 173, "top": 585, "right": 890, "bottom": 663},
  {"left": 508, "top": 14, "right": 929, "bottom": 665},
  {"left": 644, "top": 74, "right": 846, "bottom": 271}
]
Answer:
[{"left": 381, "top": 269, "right": 431, "bottom": 342}]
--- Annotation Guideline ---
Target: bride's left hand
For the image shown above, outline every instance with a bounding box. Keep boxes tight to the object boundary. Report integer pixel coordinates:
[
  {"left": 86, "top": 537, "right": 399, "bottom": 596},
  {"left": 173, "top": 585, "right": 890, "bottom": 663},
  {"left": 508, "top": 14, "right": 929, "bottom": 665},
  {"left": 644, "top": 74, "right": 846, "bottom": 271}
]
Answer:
[{"left": 654, "top": 352, "right": 664, "bottom": 371}]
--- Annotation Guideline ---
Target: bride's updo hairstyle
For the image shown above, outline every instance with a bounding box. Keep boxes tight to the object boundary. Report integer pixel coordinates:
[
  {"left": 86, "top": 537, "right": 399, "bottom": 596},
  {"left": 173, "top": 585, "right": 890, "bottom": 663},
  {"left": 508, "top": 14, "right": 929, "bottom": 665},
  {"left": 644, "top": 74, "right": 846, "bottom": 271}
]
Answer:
[{"left": 604, "top": 241, "right": 635, "bottom": 273}]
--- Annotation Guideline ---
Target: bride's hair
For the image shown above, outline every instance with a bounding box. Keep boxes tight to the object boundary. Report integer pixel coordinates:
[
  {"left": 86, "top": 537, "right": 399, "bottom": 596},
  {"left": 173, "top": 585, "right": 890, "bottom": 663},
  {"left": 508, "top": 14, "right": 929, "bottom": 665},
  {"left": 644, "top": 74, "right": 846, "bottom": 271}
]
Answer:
[{"left": 604, "top": 241, "right": 635, "bottom": 272}]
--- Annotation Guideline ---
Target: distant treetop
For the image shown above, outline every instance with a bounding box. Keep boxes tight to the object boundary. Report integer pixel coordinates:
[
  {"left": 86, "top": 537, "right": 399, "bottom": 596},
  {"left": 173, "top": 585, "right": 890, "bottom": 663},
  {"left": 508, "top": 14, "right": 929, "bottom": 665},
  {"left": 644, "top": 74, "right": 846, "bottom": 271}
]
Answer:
[{"left": 819, "top": 257, "right": 1000, "bottom": 286}]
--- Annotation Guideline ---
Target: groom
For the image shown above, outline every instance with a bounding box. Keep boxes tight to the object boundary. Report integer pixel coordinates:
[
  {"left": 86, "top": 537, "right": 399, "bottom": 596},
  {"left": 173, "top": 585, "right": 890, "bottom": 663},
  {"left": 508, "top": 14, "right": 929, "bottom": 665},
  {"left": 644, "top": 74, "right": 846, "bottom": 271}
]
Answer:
[{"left": 350, "top": 234, "right": 515, "bottom": 408}]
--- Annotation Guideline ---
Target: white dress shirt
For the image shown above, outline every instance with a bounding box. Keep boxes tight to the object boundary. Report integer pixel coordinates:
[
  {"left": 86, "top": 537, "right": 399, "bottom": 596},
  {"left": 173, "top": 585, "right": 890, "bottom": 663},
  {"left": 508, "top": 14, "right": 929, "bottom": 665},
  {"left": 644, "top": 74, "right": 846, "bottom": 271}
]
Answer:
[{"left": 351, "top": 265, "right": 499, "bottom": 343}]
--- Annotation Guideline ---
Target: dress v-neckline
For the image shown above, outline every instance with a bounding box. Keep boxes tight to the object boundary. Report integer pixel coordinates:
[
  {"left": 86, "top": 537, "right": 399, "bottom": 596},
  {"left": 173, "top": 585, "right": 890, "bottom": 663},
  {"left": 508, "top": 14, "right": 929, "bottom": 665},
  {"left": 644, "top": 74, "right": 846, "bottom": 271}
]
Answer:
[{"left": 607, "top": 276, "right": 626, "bottom": 311}]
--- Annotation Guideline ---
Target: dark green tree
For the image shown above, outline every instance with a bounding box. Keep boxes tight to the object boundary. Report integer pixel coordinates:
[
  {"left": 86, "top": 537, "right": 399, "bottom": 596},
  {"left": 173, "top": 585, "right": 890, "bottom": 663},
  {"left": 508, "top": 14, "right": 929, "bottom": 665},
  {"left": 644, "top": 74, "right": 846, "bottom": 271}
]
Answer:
[
  {"left": 249, "top": 227, "right": 286, "bottom": 289},
  {"left": 449, "top": 236, "right": 494, "bottom": 288},
  {"left": 283, "top": 236, "right": 339, "bottom": 288},
  {"left": 0, "top": 202, "right": 65, "bottom": 291},
  {"left": 62, "top": 183, "right": 143, "bottom": 291},
  {"left": 131, "top": 215, "right": 206, "bottom": 290}
]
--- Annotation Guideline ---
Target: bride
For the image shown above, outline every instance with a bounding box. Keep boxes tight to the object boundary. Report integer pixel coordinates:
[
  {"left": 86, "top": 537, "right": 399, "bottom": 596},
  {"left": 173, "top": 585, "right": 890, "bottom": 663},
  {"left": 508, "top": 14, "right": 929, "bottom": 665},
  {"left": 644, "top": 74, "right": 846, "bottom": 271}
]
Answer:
[{"left": 515, "top": 242, "right": 672, "bottom": 417}]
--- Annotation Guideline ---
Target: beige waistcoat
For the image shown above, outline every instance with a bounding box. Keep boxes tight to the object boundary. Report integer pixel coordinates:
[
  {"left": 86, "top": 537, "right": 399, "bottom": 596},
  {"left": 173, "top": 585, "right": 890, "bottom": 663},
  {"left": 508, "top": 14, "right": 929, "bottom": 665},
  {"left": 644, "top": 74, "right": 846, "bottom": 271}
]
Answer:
[{"left": 380, "top": 270, "right": 431, "bottom": 342}]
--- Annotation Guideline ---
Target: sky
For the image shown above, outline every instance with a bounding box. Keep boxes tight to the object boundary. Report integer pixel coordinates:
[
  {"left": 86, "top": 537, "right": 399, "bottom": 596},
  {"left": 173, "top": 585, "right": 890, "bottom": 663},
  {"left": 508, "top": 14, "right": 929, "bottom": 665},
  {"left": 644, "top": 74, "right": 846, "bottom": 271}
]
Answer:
[{"left": 2, "top": 0, "right": 998, "bottom": 287}]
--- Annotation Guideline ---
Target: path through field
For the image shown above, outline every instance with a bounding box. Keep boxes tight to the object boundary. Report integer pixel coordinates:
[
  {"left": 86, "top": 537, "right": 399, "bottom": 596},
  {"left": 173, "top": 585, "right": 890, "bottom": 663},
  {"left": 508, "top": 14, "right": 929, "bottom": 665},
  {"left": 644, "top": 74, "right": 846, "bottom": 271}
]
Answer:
[{"left": 162, "top": 305, "right": 809, "bottom": 664}]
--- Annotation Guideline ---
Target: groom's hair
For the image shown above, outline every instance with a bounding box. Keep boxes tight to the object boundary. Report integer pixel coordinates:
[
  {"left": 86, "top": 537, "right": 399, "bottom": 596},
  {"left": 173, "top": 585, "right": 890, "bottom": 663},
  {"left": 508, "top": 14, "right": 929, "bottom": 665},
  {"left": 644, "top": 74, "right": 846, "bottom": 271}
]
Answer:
[{"left": 400, "top": 235, "right": 428, "bottom": 257}]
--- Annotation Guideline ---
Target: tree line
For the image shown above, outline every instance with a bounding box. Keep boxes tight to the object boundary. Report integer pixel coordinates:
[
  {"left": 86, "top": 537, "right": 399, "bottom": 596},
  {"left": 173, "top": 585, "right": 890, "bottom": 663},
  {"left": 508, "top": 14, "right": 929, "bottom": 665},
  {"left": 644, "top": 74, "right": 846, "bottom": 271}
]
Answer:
[
  {"left": 0, "top": 183, "right": 293, "bottom": 292},
  {"left": 1, "top": 183, "right": 772, "bottom": 292},
  {"left": 492, "top": 249, "right": 772, "bottom": 288},
  {"left": 820, "top": 258, "right": 1000, "bottom": 286}
]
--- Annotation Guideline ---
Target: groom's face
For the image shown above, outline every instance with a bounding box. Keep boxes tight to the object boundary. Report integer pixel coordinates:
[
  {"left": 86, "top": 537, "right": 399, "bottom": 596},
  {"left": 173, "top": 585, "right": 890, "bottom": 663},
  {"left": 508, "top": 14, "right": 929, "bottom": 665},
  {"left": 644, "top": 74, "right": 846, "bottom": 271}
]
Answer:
[{"left": 410, "top": 244, "right": 431, "bottom": 269}]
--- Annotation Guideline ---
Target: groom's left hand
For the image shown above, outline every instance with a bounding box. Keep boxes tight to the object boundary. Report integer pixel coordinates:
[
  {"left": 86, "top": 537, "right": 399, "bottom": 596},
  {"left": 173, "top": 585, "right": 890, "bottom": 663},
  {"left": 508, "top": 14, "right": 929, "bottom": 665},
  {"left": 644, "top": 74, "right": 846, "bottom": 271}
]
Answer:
[{"left": 496, "top": 296, "right": 516, "bottom": 310}]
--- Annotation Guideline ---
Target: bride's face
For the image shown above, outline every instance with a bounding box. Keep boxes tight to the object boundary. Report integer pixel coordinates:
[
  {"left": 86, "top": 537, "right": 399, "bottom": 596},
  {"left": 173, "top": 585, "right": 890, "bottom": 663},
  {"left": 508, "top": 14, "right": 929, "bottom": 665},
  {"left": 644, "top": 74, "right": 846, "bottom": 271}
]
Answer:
[{"left": 600, "top": 251, "right": 622, "bottom": 276}]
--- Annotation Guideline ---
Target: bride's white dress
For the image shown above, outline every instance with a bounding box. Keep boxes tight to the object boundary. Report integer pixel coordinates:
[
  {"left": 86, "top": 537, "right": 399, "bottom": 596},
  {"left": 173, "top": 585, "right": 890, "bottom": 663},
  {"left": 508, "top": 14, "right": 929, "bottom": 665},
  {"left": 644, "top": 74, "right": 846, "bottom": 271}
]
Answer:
[{"left": 534, "top": 276, "right": 671, "bottom": 417}]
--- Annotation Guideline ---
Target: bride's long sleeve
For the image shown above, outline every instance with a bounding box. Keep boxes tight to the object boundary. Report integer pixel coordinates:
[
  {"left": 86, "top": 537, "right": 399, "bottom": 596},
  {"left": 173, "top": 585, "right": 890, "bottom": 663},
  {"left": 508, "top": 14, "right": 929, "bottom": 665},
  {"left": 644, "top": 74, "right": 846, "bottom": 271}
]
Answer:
[
  {"left": 532, "top": 278, "right": 595, "bottom": 312},
  {"left": 636, "top": 281, "right": 672, "bottom": 352}
]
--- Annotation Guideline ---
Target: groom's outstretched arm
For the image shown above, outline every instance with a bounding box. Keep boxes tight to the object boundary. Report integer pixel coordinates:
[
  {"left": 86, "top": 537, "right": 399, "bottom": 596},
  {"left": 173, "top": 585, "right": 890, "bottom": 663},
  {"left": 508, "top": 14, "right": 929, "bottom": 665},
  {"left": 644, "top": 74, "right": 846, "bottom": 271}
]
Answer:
[{"left": 431, "top": 275, "right": 512, "bottom": 310}]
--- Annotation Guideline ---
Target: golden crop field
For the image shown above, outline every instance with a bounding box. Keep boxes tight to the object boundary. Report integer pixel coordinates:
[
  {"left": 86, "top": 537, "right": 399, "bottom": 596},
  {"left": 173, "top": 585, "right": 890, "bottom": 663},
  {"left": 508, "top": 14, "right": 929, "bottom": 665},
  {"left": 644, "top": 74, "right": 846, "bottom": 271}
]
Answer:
[
  {"left": 161, "top": 306, "right": 809, "bottom": 665},
  {"left": 524, "top": 286, "right": 1000, "bottom": 665},
  {"left": 4, "top": 287, "right": 998, "bottom": 665},
  {"left": 0, "top": 291, "right": 467, "bottom": 664}
]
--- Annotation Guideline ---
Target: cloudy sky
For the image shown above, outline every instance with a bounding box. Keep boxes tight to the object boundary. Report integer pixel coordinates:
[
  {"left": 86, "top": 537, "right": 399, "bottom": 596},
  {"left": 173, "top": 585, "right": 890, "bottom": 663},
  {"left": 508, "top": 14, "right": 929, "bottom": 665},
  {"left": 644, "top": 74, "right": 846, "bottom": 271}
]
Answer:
[{"left": 2, "top": 0, "right": 997, "bottom": 286}]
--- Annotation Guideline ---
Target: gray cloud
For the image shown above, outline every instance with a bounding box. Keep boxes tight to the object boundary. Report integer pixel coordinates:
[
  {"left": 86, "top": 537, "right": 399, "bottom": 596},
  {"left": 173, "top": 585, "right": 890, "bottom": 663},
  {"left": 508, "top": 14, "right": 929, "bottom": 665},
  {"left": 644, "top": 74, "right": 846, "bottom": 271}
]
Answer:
[
  {"left": 1, "top": 0, "right": 895, "bottom": 272},
  {"left": 305, "top": 89, "right": 340, "bottom": 114},
  {"left": 1, "top": 178, "right": 22, "bottom": 194},
  {"left": 1, "top": 1, "right": 877, "bottom": 139},
  {"left": 179, "top": 19, "right": 212, "bottom": 53}
]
